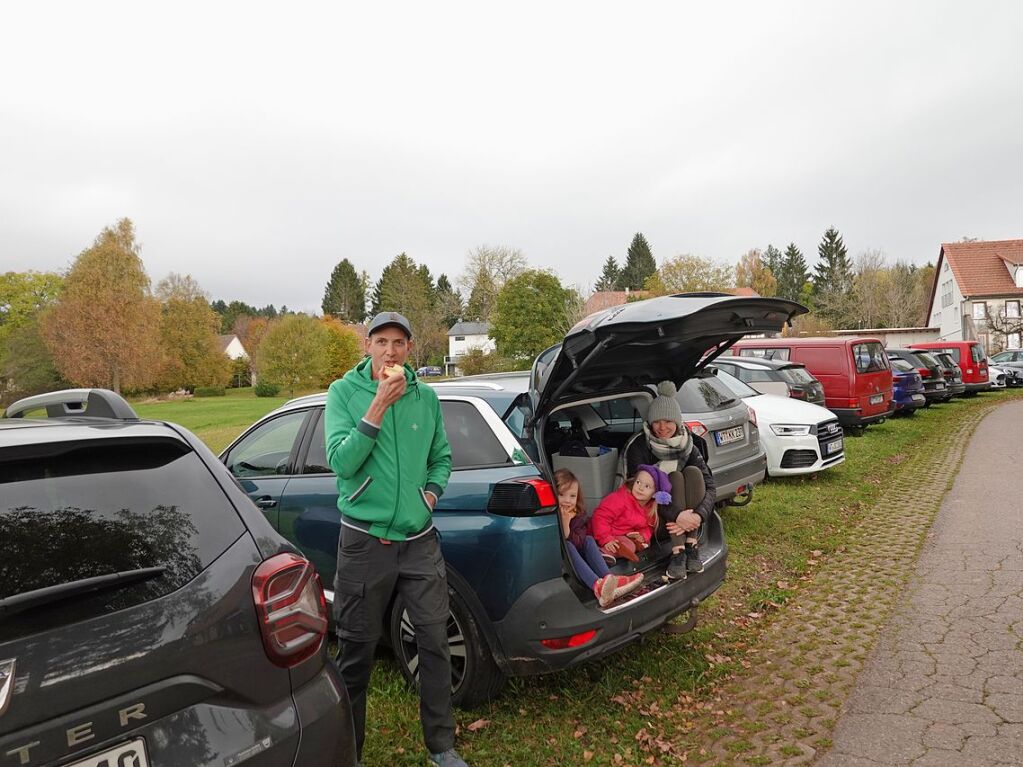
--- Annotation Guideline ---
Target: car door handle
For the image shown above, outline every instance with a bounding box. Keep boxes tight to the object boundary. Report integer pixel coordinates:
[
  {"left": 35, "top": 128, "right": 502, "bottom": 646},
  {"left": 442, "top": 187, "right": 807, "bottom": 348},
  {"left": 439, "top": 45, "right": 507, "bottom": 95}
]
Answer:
[{"left": 255, "top": 496, "right": 278, "bottom": 509}]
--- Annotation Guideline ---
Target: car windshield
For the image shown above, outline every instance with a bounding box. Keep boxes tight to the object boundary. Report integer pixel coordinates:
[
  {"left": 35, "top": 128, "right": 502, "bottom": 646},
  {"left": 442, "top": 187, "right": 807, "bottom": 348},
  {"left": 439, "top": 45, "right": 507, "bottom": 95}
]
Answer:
[
  {"left": 890, "top": 358, "right": 915, "bottom": 372},
  {"left": 780, "top": 366, "right": 815, "bottom": 384},
  {"left": 677, "top": 374, "right": 740, "bottom": 412},
  {"left": 853, "top": 342, "right": 889, "bottom": 373},
  {"left": 914, "top": 351, "right": 940, "bottom": 368},
  {"left": 713, "top": 369, "right": 759, "bottom": 399}
]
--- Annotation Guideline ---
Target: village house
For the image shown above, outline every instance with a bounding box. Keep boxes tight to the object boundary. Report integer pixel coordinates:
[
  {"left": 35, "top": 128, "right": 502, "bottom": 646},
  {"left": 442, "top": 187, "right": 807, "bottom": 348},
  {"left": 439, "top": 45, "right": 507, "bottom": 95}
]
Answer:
[
  {"left": 926, "top": 239, "right": 1023, "bottom": 353},
  {"left": 445, "top": 322, "right": 495, "bottom": 376}
]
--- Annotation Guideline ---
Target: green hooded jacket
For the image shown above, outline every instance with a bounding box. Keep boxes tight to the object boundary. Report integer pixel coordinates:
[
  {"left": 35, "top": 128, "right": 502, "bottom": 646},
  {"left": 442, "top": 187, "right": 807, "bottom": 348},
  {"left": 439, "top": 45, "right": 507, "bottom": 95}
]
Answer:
[{"left": 324, "top": 357, "right": 452, "bottom": 541}]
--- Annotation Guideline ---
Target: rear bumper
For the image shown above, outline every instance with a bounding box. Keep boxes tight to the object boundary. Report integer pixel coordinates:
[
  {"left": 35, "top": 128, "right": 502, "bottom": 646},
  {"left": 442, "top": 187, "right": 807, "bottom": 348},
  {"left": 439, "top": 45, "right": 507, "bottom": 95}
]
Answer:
[
  {"left": 964, "top": 381, "right": 992, "bottom": 393},
  {"left": 711, "top": 450, "right": 767, "bottom": 500},
  {"left": 490, "top": 515, "right": 728, "bottom": 677},
  {"left": 831, "top": 406, "right": 894, "bottom": 428},
  {"left": 292, "top": 663, "right": 358, "bottom": 767},
  {"left": 893, "top": 392, "right": 926, "bottom": 411}
]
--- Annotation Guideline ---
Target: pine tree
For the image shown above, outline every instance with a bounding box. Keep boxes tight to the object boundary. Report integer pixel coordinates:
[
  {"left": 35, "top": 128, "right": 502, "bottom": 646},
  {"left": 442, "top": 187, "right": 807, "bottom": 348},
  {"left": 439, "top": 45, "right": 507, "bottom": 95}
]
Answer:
[
  {"left": 812, "top": 227, "right": 854, "bottom": 324},
  {"left": 777, "top": 243, "right": 809, "bottom": 302},
  {"left": 594, "top": 256, "right": 620, "bottom": 291},
  {"left": 321, "top": 258, "right": 367, "bottom": 323},
  {"left": 617, "top": 233, "right": 656, "bottom": 290},
  {"left": 763, "top": 244, "right": 783, "bottom": 281},
  {"left": 435, "top": 274, "right": 463, "bottom": 328}
]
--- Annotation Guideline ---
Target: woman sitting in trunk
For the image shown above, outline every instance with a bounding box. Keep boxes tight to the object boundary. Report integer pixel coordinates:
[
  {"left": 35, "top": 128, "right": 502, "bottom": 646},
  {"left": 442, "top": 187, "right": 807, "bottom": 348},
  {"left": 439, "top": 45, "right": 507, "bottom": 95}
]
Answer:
[{"left": 625, "top": 381, "right": 716, "bottom": 581}]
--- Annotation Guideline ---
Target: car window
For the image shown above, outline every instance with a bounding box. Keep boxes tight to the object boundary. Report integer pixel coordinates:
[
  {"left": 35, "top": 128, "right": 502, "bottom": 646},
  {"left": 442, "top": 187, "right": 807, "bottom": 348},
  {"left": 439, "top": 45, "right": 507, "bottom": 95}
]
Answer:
[
  {"left": 890, "top": 358, "right": 914, "bottom": 372},
  {"left": 971, "top": 345, "right": 984, "bottom": 363},
  {"left": 714, "top": 369, "right": 760, "bottom": 399},
  {"left": 676, "top": 374, "right": 739, "bottom": 413},
  {"left": 303, "top": 411, "right": 330, "bottom": 474},
  {"left": 224, "top": 410, "right": 306, "bottom": 477},
  {"left": 441, "top": 400, "right": 513, "bottom": 469},
  {"left": 780, "top": 366, "right": 815, "bottom": 384},
  {"left": 992, "top": 351, "right": 1011, "bottom": 362},
  {"left": 738, "top": 348, "right": 790, "bottom": 361},
  {"left": 0, "top": 438, "right": 244, "bottom": 639},
  {"left": 590, "top": 398, "right": 642, "bottom": 423},
  {"left": 914, "top": 351, "right": 940, "bottom": 368},
  {"left": 944, "top": 347, "right": 961, "bottom": 363},
  {"left": 853, "top": 342, "right": 888, "bottom": 373},
  {"left": 740, "top": 367, "right": 776, "bottom": 383}
]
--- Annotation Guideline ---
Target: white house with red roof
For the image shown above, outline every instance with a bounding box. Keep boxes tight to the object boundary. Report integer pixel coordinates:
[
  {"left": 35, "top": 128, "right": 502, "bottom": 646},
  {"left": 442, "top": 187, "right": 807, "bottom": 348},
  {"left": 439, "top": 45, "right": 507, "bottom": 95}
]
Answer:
[{"left": 926, "top": 239, "right": 1023, "bottom": 352}]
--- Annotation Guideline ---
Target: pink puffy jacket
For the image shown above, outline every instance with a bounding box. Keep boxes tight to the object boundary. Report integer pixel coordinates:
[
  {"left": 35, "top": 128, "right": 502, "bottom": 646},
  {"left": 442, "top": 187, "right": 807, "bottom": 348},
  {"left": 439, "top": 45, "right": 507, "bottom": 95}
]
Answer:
[{"left": 589, "top": 485, "right": 657, "bottom": 547}]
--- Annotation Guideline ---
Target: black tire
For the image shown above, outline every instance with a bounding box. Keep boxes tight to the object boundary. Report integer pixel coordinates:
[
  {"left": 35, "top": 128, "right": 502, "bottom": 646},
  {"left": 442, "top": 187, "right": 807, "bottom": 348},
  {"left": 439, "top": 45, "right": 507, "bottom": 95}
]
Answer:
[{"left": 389, "top": 583, "right": 506, "bottom": 709}]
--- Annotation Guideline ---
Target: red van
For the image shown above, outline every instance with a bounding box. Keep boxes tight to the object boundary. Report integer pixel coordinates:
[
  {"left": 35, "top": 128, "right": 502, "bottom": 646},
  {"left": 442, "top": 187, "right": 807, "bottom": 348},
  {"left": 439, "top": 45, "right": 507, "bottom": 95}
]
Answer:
[
  {"left": 731, "top": 337, "right": 894, "bottom": 430},
  {"left": 908, "top": 341, "right": 990, "bottom": 394}
]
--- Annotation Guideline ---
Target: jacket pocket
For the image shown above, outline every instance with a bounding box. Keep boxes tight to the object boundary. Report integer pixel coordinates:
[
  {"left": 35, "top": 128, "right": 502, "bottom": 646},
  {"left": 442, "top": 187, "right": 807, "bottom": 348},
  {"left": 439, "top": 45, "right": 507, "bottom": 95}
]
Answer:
[
  {"left": 418, "top": 486, "right": 433, "bottom": 512},
  {"left": 348, "top": 475, "right": 373, "bottom": 503}
]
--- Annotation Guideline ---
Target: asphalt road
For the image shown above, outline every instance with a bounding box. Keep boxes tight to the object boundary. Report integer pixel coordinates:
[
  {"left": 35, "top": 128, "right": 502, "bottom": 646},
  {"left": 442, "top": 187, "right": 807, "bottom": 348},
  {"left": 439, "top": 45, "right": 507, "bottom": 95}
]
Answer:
[{"left": 819, "top": 400, "right": 1023, "bottom": 766}]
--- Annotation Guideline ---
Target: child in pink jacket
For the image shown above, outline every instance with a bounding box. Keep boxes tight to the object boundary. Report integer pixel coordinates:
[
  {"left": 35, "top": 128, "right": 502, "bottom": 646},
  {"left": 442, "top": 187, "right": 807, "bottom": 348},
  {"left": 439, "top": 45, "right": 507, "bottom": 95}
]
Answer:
[{"left": 590, "top": 464, "right": 671, "bottom": 562}]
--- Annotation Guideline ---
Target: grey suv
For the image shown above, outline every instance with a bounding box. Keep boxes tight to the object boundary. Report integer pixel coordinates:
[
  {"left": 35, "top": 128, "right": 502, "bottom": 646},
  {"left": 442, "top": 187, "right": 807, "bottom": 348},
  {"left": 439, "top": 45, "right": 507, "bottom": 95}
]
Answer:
[{"left": 0, "top": 389, "right": 356, "bottom": 767}]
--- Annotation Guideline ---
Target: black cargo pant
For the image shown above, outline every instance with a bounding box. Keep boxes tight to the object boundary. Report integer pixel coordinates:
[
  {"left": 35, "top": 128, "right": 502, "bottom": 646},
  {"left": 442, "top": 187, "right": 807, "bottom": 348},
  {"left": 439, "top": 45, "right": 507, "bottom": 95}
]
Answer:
[
  {"left": 334, "top": 525, "right": 454, "bottom": 759},
  {"left": 658, "top": 465, "right": 706, "bottom": 549}
]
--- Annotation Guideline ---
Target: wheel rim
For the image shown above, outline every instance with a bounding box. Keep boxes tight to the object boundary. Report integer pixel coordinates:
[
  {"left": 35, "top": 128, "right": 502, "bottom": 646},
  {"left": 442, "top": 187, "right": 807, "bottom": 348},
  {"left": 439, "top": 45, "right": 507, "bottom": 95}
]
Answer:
[{"left": 397, "top": 608, "right": 467, "bottom": 693}]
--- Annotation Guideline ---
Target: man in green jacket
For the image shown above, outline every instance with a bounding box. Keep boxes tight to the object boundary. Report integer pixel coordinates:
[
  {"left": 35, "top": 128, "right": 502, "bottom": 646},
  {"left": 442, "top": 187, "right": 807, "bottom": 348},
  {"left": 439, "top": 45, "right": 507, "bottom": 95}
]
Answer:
[{"left": 326, "top": 311, "right": 467, "bottom": 767}]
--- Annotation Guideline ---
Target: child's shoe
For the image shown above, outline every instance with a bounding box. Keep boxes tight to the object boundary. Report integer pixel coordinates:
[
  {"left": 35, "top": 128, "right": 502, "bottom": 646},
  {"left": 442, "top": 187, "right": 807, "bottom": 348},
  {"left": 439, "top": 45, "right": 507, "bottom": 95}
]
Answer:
[
  {"left": 593, "top": 575, "right": 617, "bottom": 608},
  {"left": 611, "top": 572, "right": 644, "bottom": 600},
  {"left": 685, "top": 541, "right": 704, "bottom": 574}
]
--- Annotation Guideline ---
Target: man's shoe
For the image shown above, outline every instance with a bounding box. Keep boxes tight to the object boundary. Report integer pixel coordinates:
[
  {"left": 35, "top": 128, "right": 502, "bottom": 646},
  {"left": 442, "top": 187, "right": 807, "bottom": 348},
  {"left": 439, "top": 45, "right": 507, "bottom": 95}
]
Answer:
[
  {"left": 685, "top": 543, "right": 704, "bottom": 574},
  {"left": 665, "top": 550, "right": 687, "bottom": 581},
  {"left": 430, "top": 749, "right": 469, "bottom": 767}
]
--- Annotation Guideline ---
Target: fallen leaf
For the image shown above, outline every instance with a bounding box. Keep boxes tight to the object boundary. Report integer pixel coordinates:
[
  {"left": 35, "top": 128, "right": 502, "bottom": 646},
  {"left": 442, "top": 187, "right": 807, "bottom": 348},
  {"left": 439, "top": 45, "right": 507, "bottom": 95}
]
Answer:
[
  {"left": 583, "top": 751, "right": 594, "bottom": 763},
  {"left": 466, "top": 718, "right": 490, "bottom": 732},
  {"left": 573, "top": 726, "right": 588, "bottom": 739}
]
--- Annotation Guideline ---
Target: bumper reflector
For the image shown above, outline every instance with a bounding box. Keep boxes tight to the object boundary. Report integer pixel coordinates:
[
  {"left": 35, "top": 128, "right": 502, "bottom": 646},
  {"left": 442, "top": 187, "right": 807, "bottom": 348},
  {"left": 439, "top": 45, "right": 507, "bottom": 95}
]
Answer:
[{"left": 540, "top": 629, "right": 598, "bottom": 650}]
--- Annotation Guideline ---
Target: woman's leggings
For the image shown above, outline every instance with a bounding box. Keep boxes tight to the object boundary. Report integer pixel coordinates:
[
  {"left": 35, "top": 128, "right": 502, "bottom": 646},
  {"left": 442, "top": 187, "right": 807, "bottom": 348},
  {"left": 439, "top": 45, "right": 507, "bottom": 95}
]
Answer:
[
  {"left": 658, "top": 465, "right": 706, "bottom": 550},
  {"left": 567, "top": 535, "right": 611, "bottom": 589}
]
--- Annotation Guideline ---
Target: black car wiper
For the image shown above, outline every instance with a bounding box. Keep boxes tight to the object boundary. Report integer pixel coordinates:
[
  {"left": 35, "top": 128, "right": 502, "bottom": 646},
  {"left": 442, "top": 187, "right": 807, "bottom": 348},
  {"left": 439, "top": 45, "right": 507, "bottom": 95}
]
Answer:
[
  {"left": 0, "top": 567, "right": 165, "bottom": 620},
  {"left": 718, "top": 397, "right": 738, "bottom": 407}
]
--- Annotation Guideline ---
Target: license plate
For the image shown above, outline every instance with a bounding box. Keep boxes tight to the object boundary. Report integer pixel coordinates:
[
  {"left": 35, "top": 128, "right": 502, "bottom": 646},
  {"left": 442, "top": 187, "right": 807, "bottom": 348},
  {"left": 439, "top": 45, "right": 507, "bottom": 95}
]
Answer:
[
  {"left": 714, "top": 425, "right": 744, "bottom": 446},
  {"left": 824, "top": 438, "right": 843, "bottom": 455},
  {"left": 869, "top": 394, "right": 884, "bottom": 405},
  {"left": 934, "top": 383, "right": 945, "bottom": 390},
  {"left": 70, "top": 740, "right": 149, "bottom": 767},
  {"left": 912, "top": 394, "right": 925, "bottom": 403}
]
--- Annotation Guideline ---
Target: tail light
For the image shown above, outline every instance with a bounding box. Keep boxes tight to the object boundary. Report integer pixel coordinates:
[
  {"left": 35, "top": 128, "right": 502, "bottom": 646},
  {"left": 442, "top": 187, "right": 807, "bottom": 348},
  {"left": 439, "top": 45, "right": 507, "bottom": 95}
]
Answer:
[
  {"left": 788, "top": 386, "right": 807, "bottom": 400},
  {"left": 487, "top": 477, "right": 557, "bottom": 516},
  {"left": 746, "top": 406, "right": 758, "bottom": 428},
  {"left": 252, "top": 553, "right": 328, "bottom": 668},
  {"left": 918, "top": 368, "right": 931, "bottom": 378},
  {"left": 685, "top": 420, "right": 709, "bottom": 438},
  {"left": 541, "top": 629, "right": 598, "bottom": 650}
]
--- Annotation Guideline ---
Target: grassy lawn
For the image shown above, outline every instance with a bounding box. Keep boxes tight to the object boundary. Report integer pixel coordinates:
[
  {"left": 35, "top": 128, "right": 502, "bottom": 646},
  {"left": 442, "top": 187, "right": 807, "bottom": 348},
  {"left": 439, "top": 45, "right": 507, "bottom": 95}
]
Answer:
[
  {"left": 131, "top": 386, "right": 1021, "bottom": 765},
  {"left": 131, "top": 387, "right": 324, "bottom": 453}
]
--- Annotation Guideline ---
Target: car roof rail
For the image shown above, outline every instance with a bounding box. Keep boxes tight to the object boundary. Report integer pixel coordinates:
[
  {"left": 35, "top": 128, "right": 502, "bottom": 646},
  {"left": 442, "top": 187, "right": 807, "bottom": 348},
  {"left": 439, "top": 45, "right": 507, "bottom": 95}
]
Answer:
[{"left": 4, "top": 388, "right": 139, "bottom": 420}]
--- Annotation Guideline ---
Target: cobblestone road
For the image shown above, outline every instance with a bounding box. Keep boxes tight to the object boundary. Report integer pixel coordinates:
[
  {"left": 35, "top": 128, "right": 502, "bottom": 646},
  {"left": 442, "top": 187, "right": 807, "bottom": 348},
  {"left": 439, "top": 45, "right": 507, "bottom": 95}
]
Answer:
[{"left": 818, "top": 400, "right": 1023, "bottom": 766}]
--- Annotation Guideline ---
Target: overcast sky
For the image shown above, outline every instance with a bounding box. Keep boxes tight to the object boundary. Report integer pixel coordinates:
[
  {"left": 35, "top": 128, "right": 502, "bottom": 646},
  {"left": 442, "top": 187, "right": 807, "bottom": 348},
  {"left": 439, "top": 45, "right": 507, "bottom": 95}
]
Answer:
[{"left": 3, "top": 2, "right": 1022, "bottom": 313}]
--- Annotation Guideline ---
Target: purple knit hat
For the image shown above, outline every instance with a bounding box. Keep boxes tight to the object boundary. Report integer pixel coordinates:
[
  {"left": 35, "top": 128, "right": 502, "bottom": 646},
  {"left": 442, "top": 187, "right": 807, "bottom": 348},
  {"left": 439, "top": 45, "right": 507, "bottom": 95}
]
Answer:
[{"left": 635, "top": 464, "right": 673, "bottom": 505}]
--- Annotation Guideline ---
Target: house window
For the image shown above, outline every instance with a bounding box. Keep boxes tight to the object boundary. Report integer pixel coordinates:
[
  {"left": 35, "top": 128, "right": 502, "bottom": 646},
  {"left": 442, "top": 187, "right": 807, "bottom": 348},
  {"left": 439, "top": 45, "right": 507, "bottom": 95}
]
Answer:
[
  {"left": 972, "top": 302, "right": 987, "bottom": 320},
  {"left": 1016, "top": 268, "right": 1023, "bottom": 288},
  {"left": 454, "top": 336, "right": 465, "bottom": 341},
  {"left": 941, "top": 280, "right": 953, "bottom": 308},
  {"left": 1009, "top": 333, "right": 1022, "bottom": 349},
  {"left": 1006, "top": 300, "right": 1021, "bottom": 319}
]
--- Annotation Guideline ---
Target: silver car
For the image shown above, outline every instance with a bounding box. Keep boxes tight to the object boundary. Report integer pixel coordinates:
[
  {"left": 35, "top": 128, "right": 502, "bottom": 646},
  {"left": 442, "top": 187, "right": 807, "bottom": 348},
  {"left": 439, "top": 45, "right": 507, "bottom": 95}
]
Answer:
[{"left": 676, "top": 371, "right": 767, "bottom": 506}]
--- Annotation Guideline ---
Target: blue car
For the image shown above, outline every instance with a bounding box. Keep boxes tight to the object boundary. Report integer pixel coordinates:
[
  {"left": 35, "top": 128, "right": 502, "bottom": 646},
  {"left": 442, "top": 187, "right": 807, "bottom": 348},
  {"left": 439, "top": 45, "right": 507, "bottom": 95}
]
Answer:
[
  {"left": 889, "top": 357, "right": 926, "bottom": 414},
  {"left": 220, "top": 294, "right": 806, "bottom": 707}
]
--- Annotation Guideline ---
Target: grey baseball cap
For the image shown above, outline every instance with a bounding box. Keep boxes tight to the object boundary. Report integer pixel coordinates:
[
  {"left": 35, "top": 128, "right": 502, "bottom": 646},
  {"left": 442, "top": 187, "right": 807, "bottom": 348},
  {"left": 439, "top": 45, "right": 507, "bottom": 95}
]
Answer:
[{"left": 366, "top": 311, "right": 413, "bottom": 338}]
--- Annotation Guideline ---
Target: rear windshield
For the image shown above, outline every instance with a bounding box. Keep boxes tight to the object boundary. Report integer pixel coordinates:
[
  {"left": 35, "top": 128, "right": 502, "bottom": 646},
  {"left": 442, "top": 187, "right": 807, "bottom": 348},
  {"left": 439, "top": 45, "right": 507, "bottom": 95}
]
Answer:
[
  {"left": 714, "top": 369, "right": 760, "bottom": 399},
  {"left": 0, "top": 438, "right": 243, "bottom": 638},
  {"left": 780, "top": 366, "right": 815, "bottom": 384},
  {"left": 914, "top": 351, "right": 940, "bottom": 368},
  {"left": 676, "top": 374, "right": 740, "bottom": 413},
  {"left": 935, "top": 353, "right": 956, "bottom": 368},
  {"left": 890, "top": 358, "right": 915, "bottom": 372},
  {"left": 971, "top": 344, "right": 984, "bottom": 363},
  {"left": 738, "top": 348, "right": 790, "bottom": 361},
  {"left": 852, "top": 342, "right": 889, "bottom": 373}
]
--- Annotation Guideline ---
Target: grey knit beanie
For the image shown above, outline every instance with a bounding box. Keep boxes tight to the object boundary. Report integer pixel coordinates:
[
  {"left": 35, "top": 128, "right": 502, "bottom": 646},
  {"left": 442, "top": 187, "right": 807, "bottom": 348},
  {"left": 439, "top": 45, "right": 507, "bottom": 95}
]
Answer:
[{"left": 647, "top": 381, "right": 683, "bottom": 427}]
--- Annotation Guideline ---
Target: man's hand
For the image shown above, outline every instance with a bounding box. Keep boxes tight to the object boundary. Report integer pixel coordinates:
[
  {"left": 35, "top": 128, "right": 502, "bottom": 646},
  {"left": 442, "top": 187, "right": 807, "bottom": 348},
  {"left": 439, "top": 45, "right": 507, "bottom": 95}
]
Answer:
[
  {"left": 374, "top": 368, "right": 406, "bottom": 407},
  {"left": 424, "top": 490, "right": 438, "bottom": 510}
]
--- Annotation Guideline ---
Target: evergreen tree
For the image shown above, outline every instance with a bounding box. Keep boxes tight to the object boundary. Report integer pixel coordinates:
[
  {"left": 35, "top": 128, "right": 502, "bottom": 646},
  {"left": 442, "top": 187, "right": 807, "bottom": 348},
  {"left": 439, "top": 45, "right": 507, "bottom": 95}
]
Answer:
[
  {"left": 763, "top": 244, "right": 783, "bottom": 280},
  {"left": 435, "top": 274, "right": 463, "bottom": 328},
  {"left": 777, "top": 243, "right": 809, "bottom": 302},
  {"left": 812, "top": 227, "right": 855, "bottom": 325},
  {"left": 617, "top": 233, "right": 656, "bottom": 290},
  {"left": 594, "top": 256, "right": 620, "bottom": 291},
  {"left": 321, "top": 258, "right": 367, "bottom": 323},
  {"left": 463, "top": 269, "right": 498, "bottom": 322}
]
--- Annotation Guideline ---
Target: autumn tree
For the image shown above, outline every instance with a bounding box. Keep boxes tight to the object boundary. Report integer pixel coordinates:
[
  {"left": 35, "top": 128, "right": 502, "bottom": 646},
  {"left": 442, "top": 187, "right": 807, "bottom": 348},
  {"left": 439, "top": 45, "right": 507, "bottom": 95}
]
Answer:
[
  {"left": 154, "top": 273, "right": 229, "bottom": 390},
  {"left": 321, "top": 258, "right": 367, "bottom": 322},
  {"left": 594, "top": 256, "right": 620, "bottom": 291},
  {"left": 0, "top": 271, "right": 63, "bottom": 400},
  {"left": 777, "top": 243, "right": 810, "bottom": 303},
  {"left": 320, "top": 317, "right": 364, "bottom": 386},
  {"left": 617, "top": 233, "right": 657, "bottom": 290},
  {"left": 43, "top": 219, "right": 162, "bottom": 393},
  {"left": 646, "top": 254, "right": 734, "bottom": 295},
  {"left": 1, "top": 316, "right": 64, "bottom": 406},
  {"left": 459, "top": 245, "right": 527, "bottom": 322},
  {"left": 735, "top": 248, "right": 778, "bottom": 297},
  {"left": 255, "top": 315, "right": 330, "bottom": 396},
  {"left": 370, "top": 253, "right": 446, "bottom": 367},
  {"left": 490, "top": 270, "right": 574, "bottom": 360}
]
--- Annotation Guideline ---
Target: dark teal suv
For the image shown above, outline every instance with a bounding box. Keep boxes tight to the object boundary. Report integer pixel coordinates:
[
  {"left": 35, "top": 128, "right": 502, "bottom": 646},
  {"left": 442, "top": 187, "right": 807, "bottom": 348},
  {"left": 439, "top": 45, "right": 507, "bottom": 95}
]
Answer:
[{"left": 221, "top": 294, "right": 806, "bottom": 708}]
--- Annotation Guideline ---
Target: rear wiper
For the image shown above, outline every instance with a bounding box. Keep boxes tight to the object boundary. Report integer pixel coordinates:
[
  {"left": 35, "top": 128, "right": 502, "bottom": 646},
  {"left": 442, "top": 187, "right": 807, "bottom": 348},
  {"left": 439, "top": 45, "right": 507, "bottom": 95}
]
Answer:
[
  {"left": 0, "top": 567, "right": 165, "bottom": 620},
  {"left": 718, "top": 397, "right": 738, "bottom": 407}
]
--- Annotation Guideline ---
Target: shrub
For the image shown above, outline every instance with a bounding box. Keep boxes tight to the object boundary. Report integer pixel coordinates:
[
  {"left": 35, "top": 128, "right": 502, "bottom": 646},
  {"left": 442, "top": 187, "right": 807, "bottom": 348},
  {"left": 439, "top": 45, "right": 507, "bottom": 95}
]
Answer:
[
  {"left": 193, "top": 386, "right": 226, "bottom": 397},
  {"left": 254, "top": 381, "right": 281, "bottom": 397}
]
